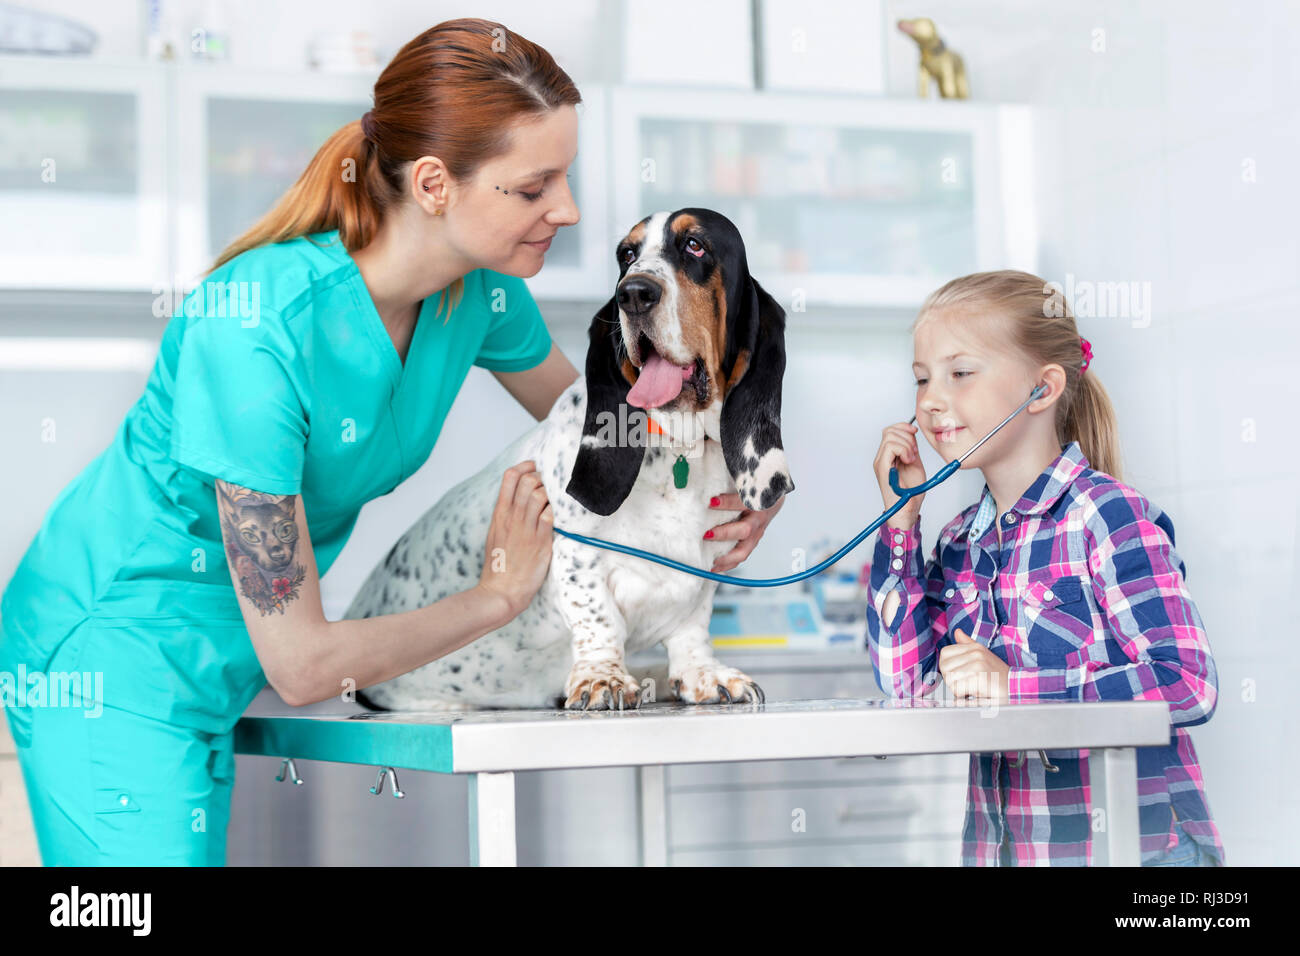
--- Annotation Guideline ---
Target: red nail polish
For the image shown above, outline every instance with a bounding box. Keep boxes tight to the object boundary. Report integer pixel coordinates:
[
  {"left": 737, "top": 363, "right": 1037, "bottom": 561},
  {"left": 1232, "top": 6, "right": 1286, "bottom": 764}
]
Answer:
[
  {"left": 710, "top": 497, "right": 719, "bottom": 506},
  {"left": 704, "top": 530, "right": 714, "bottom": 539}
]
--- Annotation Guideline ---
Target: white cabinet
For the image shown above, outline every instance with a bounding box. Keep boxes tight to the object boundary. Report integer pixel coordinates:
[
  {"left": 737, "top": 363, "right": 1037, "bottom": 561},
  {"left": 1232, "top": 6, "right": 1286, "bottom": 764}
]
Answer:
[
  {"left": 524, "top": 87, "right": 613, "bottom": 302},
  {"left": 609, "top": 86, "right": 1034, "bottom": 308},
  {"left": 1, "top": 60, "right": 1035, "bottom": 311},
  {"left": 654, "top": 656, "right": 969, "bottom": 866},
  {"left": 0, "top": 60, "right": 615, "bottom": 301},
  {"left": 171, "top": 66, "right": 376, "bottom": 286},
  {"left": 0, "top": 57, "right": 167, "bottom": 290}
]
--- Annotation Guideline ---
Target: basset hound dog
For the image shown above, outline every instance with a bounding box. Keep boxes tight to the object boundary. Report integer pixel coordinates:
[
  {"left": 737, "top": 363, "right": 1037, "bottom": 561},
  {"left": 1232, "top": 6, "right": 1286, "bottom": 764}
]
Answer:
[{"left": 344, "top": 208, "right": 794, "bottom": 711}]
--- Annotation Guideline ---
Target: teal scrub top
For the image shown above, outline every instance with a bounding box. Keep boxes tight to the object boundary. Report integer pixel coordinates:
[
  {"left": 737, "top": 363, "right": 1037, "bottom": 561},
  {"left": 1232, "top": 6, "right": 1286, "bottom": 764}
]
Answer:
[{"left": 0, "top": 229, "right": 552, "bottom": 746}]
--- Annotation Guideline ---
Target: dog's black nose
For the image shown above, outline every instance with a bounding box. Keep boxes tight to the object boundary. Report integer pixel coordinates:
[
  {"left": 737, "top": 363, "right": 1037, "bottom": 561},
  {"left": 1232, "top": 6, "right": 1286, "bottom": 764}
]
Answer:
[{"left": 617, "top": 277, "right": 661, "bottom": 315}]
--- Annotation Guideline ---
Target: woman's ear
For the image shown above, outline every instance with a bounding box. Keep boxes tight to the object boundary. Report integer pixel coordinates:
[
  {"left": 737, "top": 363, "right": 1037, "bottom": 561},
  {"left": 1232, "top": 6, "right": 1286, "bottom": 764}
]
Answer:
[
  {"left": 564, "top": 296, "right": 646, "bottom": 516},
  {"left": 719, "top": 276, "right": 795, "bottom": 511}
]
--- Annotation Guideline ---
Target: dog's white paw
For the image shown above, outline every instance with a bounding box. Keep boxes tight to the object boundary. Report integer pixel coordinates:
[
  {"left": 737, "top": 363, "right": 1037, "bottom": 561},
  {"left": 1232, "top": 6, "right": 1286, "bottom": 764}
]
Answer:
[
  {"left": 669, "top": 664, "right": 766, "bottom": 705},
  {"left": 564, "top": 662, "right": 642, "bottom": 711}
]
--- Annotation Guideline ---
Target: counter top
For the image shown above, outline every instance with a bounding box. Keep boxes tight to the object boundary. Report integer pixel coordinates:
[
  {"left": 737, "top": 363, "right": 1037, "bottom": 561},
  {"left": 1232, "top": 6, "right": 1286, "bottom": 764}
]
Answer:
[{"left": 234, "top": 697, "right": 1171, "bottom": 775}]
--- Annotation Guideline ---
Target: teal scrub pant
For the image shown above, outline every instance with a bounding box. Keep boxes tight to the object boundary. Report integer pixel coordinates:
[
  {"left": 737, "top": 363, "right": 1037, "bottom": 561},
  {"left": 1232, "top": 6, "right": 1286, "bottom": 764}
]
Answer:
[{"left": 5, "top": 621, "right": 236, "bottom": 866}]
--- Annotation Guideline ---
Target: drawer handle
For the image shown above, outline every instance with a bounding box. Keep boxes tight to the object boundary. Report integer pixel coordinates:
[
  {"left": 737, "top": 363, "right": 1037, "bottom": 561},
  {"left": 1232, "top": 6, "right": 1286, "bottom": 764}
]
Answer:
[{"left": 836, "top": 796, "right": 921, "bottom": 822}]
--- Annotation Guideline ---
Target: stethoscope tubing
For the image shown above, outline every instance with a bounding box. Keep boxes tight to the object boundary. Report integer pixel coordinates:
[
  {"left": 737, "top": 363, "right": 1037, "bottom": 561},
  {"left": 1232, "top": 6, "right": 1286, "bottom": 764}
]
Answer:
[{"left": 550, "top": 385, "right": 1047, "bottom": 588}]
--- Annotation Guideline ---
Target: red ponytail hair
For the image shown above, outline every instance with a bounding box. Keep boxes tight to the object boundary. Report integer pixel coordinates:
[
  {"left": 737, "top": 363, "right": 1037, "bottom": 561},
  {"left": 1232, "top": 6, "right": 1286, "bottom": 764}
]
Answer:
[{"left": 208, "top": 18, "right": 582, "bottom": 318}]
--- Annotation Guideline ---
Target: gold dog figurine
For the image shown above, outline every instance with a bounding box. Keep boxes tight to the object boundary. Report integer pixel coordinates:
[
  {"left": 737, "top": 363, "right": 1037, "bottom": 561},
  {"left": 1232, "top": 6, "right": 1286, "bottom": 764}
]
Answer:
[{"left": 898, "top": 17, "right": 968, "bottom": 99}]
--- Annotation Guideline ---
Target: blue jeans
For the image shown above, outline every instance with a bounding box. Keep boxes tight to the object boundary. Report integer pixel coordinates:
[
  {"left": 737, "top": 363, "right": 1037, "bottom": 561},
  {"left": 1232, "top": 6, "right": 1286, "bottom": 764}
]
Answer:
[{"left": 1144, "top": 821, "right": 1216, "bottom": 867}]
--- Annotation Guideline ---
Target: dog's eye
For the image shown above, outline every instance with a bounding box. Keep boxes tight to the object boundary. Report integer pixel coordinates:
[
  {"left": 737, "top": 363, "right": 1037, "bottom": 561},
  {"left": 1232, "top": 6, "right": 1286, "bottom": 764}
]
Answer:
[
  {"left": 620, "top": 248, "right": 635, "bottom": 265},
  {"left": 685, "top": 237, "right": 705, "bottom": 258}
]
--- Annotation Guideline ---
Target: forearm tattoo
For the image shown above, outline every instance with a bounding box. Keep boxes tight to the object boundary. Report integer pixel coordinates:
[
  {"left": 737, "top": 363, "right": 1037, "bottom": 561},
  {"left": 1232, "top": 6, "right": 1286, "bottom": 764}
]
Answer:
[{"left": 216, "top": 480, "right": 307, "bottom": 616}]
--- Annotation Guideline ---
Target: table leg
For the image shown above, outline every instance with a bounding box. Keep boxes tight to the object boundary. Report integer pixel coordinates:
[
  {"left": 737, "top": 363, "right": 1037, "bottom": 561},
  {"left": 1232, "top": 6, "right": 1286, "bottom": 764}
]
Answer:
[
  {"left": 468, "top": 771, "right": 517, "bottom": 866},
  {"left": 1091, "top": 747, "right": 1139, "bottom": 866},
  {"left": 637, "top": 765, "right": 668, "bottom": 867}
]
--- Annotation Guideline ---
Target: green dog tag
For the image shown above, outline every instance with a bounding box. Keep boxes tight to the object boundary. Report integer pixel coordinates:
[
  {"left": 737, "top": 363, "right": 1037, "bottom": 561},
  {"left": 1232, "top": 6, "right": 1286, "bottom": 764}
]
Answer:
[{"left": 673, "top": 454, "right": 689, "bottom": 489}]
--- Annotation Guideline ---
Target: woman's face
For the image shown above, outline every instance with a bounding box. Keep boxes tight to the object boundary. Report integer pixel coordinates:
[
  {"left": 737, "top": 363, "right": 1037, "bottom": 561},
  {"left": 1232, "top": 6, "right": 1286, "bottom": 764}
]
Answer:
[
  {"left": 912, "top": 307, "right": 1042, "bottom": 469},
  {"left": 441, "top": 106, "right": 581, "bottom": 277}
]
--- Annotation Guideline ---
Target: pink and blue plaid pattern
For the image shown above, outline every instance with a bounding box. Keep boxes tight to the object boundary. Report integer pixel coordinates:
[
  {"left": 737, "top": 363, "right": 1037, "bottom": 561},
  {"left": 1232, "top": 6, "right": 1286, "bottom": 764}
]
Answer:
[{"left": 866, "top": 441, "right": 1225, "bottom": 866}]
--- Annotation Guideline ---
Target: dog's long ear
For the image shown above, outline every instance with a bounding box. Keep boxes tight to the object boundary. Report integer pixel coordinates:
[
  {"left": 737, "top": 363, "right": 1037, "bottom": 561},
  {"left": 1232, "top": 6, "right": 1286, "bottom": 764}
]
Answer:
[
  {"left": 720, "top": 276, "right": 795, "bottom": 511},
  {"left": 565, "top": 296, "right": 646, "bottom": 516}
]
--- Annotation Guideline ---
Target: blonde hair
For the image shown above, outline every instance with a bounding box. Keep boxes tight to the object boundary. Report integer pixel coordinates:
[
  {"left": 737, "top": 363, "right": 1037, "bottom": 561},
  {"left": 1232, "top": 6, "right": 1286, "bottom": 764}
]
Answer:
[
  {"left": 912, "top": 269, "right": 1124, "bottom": 480},
  {"left": 206, "top": 18, "right": 582, "bottom": 322}
]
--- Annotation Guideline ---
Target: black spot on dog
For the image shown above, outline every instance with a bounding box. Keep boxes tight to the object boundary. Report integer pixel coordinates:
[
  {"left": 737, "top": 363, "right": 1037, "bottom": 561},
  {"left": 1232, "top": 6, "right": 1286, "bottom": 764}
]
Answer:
[
  {"left": 457, "top": 559, "right": 467, "bottom": 576},
  {"left": 760, "top": 472, "right": 791, "bottom": 510},
  {"left": 450, "top": 684, "right": 461, "bottom": 693},
  {"left": 355, "top": 688, "right": 388, "bottom": 711},
  {"left": 449, "top": 663, "right": 461, "bottom": 674}
]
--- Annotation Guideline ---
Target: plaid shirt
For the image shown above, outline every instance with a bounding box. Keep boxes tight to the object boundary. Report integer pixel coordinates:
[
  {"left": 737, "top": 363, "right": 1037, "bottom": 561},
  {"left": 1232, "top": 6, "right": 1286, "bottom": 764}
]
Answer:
[{"left": 866, "top": 441, "right": 1224, "bottom": 866}]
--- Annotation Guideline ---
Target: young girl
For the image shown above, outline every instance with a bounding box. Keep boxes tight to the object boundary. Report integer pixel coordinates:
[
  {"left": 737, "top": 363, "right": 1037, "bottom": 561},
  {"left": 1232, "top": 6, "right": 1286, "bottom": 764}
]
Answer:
[{"left": 865, "top": 270, "right": 1224, "bottom": 867}]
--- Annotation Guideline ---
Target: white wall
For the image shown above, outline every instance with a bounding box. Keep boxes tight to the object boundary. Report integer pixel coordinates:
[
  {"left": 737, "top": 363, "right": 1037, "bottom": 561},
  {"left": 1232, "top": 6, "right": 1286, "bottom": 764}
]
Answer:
[{"left": 885, "top": 0, "right": 1300, "bottom": 866}]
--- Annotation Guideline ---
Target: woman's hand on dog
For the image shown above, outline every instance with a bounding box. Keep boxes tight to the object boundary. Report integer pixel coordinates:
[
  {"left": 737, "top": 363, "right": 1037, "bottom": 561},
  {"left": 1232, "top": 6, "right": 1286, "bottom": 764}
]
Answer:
[
  {"left": 705, "top": 492, "right": 786, "bottom": 573},
  {"left": 477, "top": 460, "right": 554, "bottom": 619}
]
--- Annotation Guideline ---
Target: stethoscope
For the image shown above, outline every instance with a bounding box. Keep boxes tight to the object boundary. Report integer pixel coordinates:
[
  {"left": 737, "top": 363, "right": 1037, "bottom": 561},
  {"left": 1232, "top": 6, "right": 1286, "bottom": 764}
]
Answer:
[{"left": 551, "top": 384, "right": 1049, "bottom": 587}]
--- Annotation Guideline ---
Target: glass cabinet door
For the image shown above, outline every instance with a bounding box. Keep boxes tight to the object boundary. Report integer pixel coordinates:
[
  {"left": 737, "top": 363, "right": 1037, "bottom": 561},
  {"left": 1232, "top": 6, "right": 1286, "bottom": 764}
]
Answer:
[
  {"left": 173, "top": 67, "right": 375, "bottom": 285},
  {"left": 205, "top": 96, "right": 364, "bottom": 263},
  {"left": 0, "top": 58, "right": 167, "bottom": 290},
  {"left": 638, "top": 117, "right": 975, "bottom": 277},
  {"left": 611, "top": 88, "right": 1019, "bottom": 308},
  {"left": 176, "top": 72, "right": 613, "bottom": 302},
  {"left": 520, "top": 87, "right": 613, "bottom": 303}
]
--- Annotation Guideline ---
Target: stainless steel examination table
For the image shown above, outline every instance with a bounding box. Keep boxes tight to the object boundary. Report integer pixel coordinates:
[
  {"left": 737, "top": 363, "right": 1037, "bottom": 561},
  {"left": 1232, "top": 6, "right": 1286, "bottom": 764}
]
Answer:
[{"left": 234, "top": 697, "right": 1171, "bottom": 866}]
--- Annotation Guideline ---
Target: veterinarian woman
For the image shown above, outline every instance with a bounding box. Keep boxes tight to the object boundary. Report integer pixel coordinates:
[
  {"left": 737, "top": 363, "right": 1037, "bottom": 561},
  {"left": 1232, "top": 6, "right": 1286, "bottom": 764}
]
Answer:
[{"left": 0, "top": 18, "right": 784, "bottom": 866}]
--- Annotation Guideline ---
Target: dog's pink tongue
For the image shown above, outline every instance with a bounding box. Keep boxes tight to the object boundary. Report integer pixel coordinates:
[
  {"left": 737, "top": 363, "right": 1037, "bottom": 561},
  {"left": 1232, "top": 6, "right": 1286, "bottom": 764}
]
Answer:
[{"left": 626, "top": 353, "right": 692, "bottom": 409}]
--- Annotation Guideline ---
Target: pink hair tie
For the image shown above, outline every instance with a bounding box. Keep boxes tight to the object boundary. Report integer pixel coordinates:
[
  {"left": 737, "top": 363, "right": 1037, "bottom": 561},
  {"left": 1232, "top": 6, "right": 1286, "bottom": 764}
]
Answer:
[{"left": 1079, "top": 336, "right": 1093, "bottom": 373}]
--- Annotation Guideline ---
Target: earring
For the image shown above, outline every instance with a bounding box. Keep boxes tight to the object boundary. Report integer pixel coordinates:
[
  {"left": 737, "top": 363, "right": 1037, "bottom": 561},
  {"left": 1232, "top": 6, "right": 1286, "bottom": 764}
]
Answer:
[{"left": 435, "top": 209, "right": 443, "bottom": 216}]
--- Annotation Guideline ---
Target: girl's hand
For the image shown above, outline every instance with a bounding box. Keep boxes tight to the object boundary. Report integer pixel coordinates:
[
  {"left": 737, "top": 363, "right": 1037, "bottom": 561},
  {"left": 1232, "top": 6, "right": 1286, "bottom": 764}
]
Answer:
[
  {"left": 938, "top": 629, "right": 1009, "bottom": 703},
  {"left": 874, "top": 421, "right": 927, "bottom": 530},
  {"left": 703, "top": 492, "right": 785, "bottom": 573},
  {"left": 476, "top": 461, "right": 554, "bottom": 619}
]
